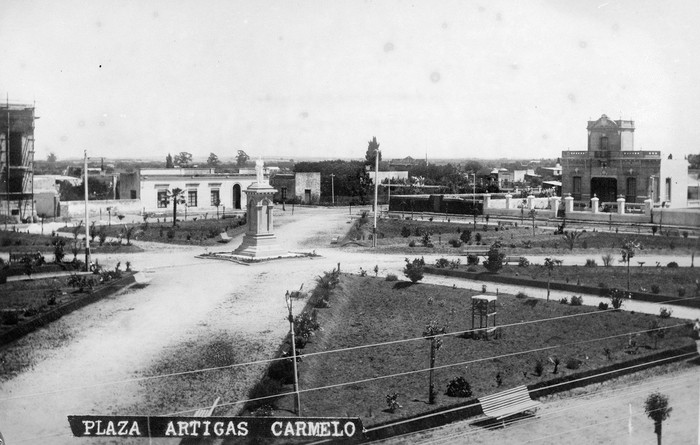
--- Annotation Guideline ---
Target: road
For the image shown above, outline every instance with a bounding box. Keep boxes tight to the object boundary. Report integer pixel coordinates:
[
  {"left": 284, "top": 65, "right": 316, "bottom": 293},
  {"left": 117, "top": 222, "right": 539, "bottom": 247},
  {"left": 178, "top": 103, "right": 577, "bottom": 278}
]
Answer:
[{"left": 0, "top": 206, "right": 698, "bottom": 444}]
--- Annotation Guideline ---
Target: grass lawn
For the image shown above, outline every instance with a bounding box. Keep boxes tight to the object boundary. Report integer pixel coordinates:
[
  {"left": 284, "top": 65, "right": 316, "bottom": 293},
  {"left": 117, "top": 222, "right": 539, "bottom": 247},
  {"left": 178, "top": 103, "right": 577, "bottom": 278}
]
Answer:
[
  {"left": 364, "top": 218, "right": 697, "bottom": 256},
  {"left": 54, "top": 216, "right": 247, "bottom": 246},
  {"left": 292, "top": 275, "right": 694, "bottom": 423},
  {"left": 438, "top": 264, "right": 700, "bottom": 299}
]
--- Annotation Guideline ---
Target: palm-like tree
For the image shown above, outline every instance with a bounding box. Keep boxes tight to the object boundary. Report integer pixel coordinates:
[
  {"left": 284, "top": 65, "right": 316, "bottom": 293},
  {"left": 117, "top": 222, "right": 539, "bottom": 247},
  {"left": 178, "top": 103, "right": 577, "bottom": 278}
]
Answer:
[
  {"left": 645, "top": 392, "right": 672, "bottom": 445},
  {"left": 544, "top": 257, "right": 555, "bottom": 301},
  {"left": 562, "top": 230, "right": 582, "bottom": 250},
  {"left": 162, "top": 188, "right": 186, "bottom": 227},
  {"left": 528, "top": 209, "right": 537, "bottom": 236},
  {"left": 620, "top": 239, "right": 641, "bottom": 292}
]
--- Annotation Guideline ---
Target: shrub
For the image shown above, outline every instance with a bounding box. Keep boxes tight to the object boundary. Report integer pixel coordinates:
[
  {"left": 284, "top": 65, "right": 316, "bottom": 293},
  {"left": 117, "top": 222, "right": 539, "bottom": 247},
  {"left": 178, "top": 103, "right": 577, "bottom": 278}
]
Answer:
[
  {"left": 403, "top": 257, "right": 425, "bottom": 283},
  {"left": 518, "top": 257, "right": 530, "bottom": 268},
  {"left": 482, "top": 241, "right": 505, "bottom": 273},
  {"left": 386, "top": 393, "right": 402, "bottom": 413},
  {"left": 582, "top": 240, "right": 588, "bottom": 249},
  {"left": 683, "top": 231, "right": 689, "bottom": 239},
  {"left": 466, "top": 254, "right": 480, "bottom": 266},
  {"left": 658, "top": 307, "right": 672, "bottom": 319},
  {"left": 408, "top": 240, "right": 416, "bottom": 248},
  {"left": 166, "top": 228, "right": 175, "bottom": 239},
  {"left": 459, "top": 230, "right": 472, "bottom": 244},
  {"left": 449, "top": 259, "right": 461, "bottom": 269},
  {"left": 475, "top": 233, "right": 482, "bottom": 243},
  {"left": 559, "top": 297, "right": 568, "bottom": 305},
  {"left": 1, "top": 311, "right": 20, "bottom": 325},
  {"left": 598, "top": 302, "right": 609, "bottom": 310},
  {"left": 566, "top": 357, "right": 582, "bottom": 370},
  {"left": 667, "top": 261, "right": 679, "bottom": 268},
  {"left": 601, "top": 253, "right": 614, "bottom": 267},
  {"left": 293, "top": 311, "right": 321, "bottom": 348},
  {"left": 400, "top": 226, "right": 411, "bottom": 238},
  {"left": 421, "top": 232, "right": 433, "bottom": 247},
  {"left": 448, "top": 238, "right": 462, "bottom": 248},
  {"left": 608, "top": 288, "right": 625, "bottom": 310},
  {"left": 435, "top": 258, "right": 450, "bottom": 268},
  {"left": 570, "top": 296, "right": 583, "bottom": 306},
  {"left": 413, "top": 227, "right": 422, "bottom": 237},
  {"left": 385, "top": 273, "right": 398, "bottom": 282},
  {"left": 585, "top": 259, "right": 597, "bottom": 267},
  {"left": 534, "top": 360, "right": 544, "bottom": 376},
  {"left": 445, "top": 377, "right": 473, "bottom": 397},
  {"left": 516, "top": 292, "right": 528, "bottom": 299},
  {"left": 678, "top": 287, "right": 686, "bottom": 297},
  {"left": 651, "top": 284, "right": 660, "bottom": 294}
]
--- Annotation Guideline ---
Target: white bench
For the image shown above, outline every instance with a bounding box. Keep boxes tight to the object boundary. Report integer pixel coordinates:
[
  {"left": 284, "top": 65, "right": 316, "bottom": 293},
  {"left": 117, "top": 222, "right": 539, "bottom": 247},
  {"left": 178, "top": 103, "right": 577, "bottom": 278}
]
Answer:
[
  {"left": 330, "top": 236, "right": 339, "bottom": 244},
  {"left": 479, "top": 385, "right": 541, "bottom": 425},
  {"left": 194, "top": 397, "right": 220, "bottom": 417},
  {"left": 218, "top": 232, "right": 232, "bottom": 243}
]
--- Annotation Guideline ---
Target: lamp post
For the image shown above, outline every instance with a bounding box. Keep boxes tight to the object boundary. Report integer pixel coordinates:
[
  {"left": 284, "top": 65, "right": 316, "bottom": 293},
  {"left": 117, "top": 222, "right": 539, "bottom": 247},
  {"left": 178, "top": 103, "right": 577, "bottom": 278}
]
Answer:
[
  {"left": 285, "top": 291, "right": 301, "bottom": 416},
  {"left": 373, "top": 146, "right": 380, "bottom": 248},
  {"left": 330, "top": 173, "right": 335, "bottom": 206}
]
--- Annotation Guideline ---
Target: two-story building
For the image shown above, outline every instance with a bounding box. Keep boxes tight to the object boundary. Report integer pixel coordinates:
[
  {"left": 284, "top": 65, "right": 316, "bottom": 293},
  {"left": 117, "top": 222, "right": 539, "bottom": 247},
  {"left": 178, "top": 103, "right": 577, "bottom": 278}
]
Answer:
[{"left": 561, "top": 115, "right": 688, "bottom": 208}]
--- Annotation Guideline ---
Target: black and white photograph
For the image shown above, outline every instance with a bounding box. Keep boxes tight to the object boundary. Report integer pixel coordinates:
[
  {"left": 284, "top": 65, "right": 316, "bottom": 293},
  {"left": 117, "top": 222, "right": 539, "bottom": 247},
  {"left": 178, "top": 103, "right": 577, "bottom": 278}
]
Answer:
[{"left": 1, "top": 1, "right": 700, "bottom": 443}]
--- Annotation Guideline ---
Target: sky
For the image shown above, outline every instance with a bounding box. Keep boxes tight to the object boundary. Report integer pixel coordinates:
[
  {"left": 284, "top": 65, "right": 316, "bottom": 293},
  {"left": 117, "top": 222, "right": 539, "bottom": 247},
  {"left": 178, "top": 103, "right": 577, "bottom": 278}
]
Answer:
[{"left": 2, "top": 0, "right": 700, "bottom": 162}]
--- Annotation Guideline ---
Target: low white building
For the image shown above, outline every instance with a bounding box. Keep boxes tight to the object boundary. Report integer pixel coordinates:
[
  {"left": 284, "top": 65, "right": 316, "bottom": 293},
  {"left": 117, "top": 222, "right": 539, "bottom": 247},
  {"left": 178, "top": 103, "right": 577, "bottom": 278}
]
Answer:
[{"left": 120, "top": 168, "right": 257, "bottom": 214}]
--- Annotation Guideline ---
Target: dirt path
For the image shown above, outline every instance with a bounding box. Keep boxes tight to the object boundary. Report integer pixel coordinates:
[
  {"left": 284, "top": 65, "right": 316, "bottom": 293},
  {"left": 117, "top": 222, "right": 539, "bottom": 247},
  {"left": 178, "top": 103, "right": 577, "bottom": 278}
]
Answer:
[{"left": 372, "top": 364, "right": 700, "bottom": 445}]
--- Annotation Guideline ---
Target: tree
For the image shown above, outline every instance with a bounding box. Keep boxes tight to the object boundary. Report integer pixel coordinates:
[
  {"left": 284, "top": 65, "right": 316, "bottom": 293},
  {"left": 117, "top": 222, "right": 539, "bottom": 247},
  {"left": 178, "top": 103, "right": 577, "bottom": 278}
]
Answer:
[
  {"left": 173, "top": 152, "right": 193, "bottom": 167},
  {"left": 620, "top": 239, "right": 641, "bottom": 292},
  {"left": 422, "top": 320, "right": 447, "bottom": 404},
  {"left": 364, "top": 136, "right": 381, "bottom": 167},
  {"left": 644, "top": 392, "right": 672, "bottom": 445},
  {"left": 482, "top": 241, "right": 506, "bottom": 273},
  {"left": 162, "top": 188, "right": 186, "bottom": 227},
  {"left": 562, "top": 230, "right": 582, "bottom": 250},
  {"left": 237, "top": 150, "right": 250, "bottom": 167},
  {"left": 528, "top": 209, "right": 537, "bottom": 236},
  {"left": 47, "top": 152, "right": 57, "bottom": 163},
  {"left": 207, "top": 152, "right": 220, "bottom": 167},
  {"left": 544, "top": 257, "right": 555, "bottom": 301},
  {"left": 165, "top": 153, "right": 174, "bottom": 168}
]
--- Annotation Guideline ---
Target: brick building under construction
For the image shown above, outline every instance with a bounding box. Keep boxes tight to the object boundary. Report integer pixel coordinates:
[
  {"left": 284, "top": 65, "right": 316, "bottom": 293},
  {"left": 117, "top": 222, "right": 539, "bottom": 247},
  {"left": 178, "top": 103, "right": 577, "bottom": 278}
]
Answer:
[{"left": 0, "top": 102, "right": 36, "bottom": 222}]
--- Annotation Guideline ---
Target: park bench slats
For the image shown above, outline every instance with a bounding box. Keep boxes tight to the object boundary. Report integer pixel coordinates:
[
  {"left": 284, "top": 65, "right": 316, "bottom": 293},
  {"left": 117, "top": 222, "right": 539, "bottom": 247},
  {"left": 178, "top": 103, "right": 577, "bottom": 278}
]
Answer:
[
  {"left": 479, "top": 385, "right": 541, "bottom": 420},
  {"left": 194, "top": 397, "right": 220, "bottom": 417}
]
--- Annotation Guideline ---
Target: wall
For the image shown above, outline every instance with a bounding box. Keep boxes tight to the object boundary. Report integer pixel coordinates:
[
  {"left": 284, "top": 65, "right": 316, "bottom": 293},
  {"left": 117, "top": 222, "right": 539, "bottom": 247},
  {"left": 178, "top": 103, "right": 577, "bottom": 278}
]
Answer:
[
  {"left": 118, "top": 171, "right": 140, "bottom": 200},
  {"left": 295, "top": 172, "right": 321, "bottom": 203},
  {"left": 659, "top": 158, "right": 689, "bottom": 208},
  {"left": 60, "top": 199, "right": 143, "bottom": 219},
  {"left": 368, "top": 170, "right": 409, "bottom": 184}
]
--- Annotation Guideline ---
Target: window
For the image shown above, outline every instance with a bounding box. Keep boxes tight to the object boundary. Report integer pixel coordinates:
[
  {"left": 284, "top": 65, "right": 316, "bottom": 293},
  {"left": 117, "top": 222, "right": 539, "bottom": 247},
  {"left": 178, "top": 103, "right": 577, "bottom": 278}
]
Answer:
[
  {"left": 665, "top": 178, "right": 671, "bottom": 202},
  {"left": 626, "top": 177, "right": 636, "bottom": 203},
  {"left": 572, "top": 176, "right": 581, "bottom": 200},
  {"left": 130, "top": 190, "right": 137, "bottom": 199},
  {"left": 187, "top": 190, "right": 197, "bottom": 207},
  {"left": 600, "top": 136, "right": 608, "bottom": 150},
  {"left": 157, "top": 190, "right": 168, "bottom": 208},
  {"left": 210, "top": 189, "right": 220, "bottom": 206},
  {"left": 281, "top": 187, "right": 287, "bottom": 200}
]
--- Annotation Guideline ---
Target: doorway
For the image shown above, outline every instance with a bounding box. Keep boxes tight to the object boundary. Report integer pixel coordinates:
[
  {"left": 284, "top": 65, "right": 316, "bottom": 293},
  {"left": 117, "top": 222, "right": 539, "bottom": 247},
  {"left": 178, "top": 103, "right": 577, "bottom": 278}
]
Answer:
[
  {"left": 590, "top": 177, "right": 617, "bottom": 203},
  {"left": 233, "top": 184, "right": 241, "bottom": 209}
]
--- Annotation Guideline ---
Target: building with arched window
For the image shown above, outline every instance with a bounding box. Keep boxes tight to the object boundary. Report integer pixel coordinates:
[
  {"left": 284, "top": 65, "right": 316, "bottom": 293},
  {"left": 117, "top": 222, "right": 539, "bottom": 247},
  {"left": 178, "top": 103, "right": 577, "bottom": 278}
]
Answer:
[{"left": 561, "top": 115, "right": 688, "bottom": 209}]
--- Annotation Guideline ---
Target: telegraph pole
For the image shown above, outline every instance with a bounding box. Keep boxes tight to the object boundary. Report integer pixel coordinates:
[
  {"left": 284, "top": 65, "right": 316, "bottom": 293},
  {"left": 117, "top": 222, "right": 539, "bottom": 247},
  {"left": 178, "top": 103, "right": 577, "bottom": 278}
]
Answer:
[
  {"left": 330, "top": 173, "right": 335, "bottom": 206},
  {"left": 84, "top": 150, "right": 91, "bottom": 271}
]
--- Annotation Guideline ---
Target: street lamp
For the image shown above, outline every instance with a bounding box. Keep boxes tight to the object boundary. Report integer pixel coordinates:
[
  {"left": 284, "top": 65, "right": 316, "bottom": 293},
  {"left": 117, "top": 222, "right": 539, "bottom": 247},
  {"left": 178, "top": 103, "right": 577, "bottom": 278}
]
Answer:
[
  {"left": 285, "top": 291, "right": 301, "bottom": 416},
  {"left": 83, "top": 150, "right": 91, "bottom": 271},
  {"left": 373, "top": 146, "right": 380, "bottom": 248}
]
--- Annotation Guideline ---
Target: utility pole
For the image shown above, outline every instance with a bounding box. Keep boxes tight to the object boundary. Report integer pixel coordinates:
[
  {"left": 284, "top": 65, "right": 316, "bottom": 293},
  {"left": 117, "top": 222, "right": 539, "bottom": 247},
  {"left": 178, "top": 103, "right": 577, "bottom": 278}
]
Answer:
[
  {"left": 285, "top": 291, "right": 301, "bottom": 416},
  {"left": 5, "top": 94, "right": 10, "bottom": 230},
  {"left": 83, "top": 150, "right": 91, "bottom": 271},
  {"left": 373, "top": 145, "right": 380, "bottom": 248},
  {"left": 330, "top": 173, "right": 335, "bottom": 206}
]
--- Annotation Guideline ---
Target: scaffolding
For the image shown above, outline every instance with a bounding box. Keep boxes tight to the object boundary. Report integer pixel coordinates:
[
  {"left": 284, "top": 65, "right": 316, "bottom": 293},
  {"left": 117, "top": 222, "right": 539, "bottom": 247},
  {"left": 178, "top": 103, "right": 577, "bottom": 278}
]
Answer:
[{"left": 0, "top": 99, "right": 35, "bottom": 223}]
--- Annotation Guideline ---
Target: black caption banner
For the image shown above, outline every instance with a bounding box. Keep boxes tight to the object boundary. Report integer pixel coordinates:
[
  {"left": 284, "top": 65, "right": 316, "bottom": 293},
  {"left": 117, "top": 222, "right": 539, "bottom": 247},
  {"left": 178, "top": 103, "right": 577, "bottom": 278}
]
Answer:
[{"left": 68, "top": 416, "right": 364, "bottom": 440}]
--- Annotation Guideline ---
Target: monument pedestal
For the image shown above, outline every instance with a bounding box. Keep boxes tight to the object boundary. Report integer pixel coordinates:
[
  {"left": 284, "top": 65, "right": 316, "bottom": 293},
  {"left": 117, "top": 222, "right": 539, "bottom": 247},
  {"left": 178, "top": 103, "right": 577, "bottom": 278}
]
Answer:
[{"left": 233, "top": 179, "right": 286, "bottom": 258}]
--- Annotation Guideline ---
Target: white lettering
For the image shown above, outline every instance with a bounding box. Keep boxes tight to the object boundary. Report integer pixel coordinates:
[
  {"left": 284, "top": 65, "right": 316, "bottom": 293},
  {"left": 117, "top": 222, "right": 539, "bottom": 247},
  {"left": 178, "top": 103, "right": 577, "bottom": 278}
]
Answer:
[
  {"left": 165, "top": 421, "right": 177, "bottom": 436},
  {"left": 177, "top": 421, "right": 189, "bottom": 436},
  {"left": 202, "top": 420, "right": 211, "bottom": 436},
  {"left": 284, "top": 421, "right": 295, "bottom": 436},
  {"left": 344, "top": 422, "right": 356, "bottom": 437},
  {"left": 225, "top": 421, "right": 238, "bottom": 436},
  {"left": 104, "top": 421, "right": 116, "bottom": 435},
  {"left": 296, "top": 421, "right": 308, "bottom": 436},
  {"left": 331, "top": 421, "right": 343, "bottom": 437},
  {"left": 308, "top": 422, "right": 321, "bottom": 436},
  {"left": 237, "top": 421, "right": 248, "bottom": 436},
  {"left": 319, "top": 422, "right": 330, "bottom": 436},
  {"left": 82, "top": 420, "right": 95, "bottom": 435},
  {"left": 213, "top": 421, "right": 224, "bottom": 436},
  {"left": 271, "top": 421, "right": 283, "bottom": 436},
  {"left": 128, "top": 421, "right": 141, "bottom": 436}
]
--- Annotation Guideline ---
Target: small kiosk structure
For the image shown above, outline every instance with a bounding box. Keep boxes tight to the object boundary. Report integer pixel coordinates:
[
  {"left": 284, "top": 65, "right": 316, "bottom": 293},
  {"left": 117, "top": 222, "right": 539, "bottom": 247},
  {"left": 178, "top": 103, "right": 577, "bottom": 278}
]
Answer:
[{"left": 471, "top": 294, "right": 498, "bottom": 339}]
